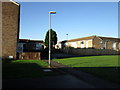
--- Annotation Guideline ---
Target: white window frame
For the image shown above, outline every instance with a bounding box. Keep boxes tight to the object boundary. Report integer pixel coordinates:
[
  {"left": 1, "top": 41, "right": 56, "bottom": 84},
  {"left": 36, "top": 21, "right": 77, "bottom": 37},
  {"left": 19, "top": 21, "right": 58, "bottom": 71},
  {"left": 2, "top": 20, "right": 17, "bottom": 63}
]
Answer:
[
  {"left": 113, "top": 42, "right": 116, "bottom": 49},
  {"left": 86, "top": 40, "right": 88, "bottom": 48}
]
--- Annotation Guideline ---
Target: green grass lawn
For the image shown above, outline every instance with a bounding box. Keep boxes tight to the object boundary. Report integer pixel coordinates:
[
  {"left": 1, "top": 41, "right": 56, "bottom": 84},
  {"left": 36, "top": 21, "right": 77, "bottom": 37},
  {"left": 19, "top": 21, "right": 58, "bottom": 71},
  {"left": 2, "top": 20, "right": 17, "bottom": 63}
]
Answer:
[
  {"left": 53, "top": 55, "right": 120, "bottom": 83},
  {"left": 3, "top": 60, "right": 63, "bottom": 79},
  {"left": 53, "top": 55, "right": 119, "bottom": 67}
]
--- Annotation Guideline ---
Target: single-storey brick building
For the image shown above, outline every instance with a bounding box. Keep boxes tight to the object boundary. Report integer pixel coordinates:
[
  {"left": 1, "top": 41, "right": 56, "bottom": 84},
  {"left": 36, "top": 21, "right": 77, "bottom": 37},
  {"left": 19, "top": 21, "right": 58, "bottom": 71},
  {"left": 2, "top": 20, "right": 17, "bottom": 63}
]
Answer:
[
  {"left": 59, "top": 35, "right": 120, "bottom": 50},
  {"left": 17, "top": 39, "right": 44, "bottom": 52},
  {"left": 1, "top": 0, "right": 20, "bottom": 59}
]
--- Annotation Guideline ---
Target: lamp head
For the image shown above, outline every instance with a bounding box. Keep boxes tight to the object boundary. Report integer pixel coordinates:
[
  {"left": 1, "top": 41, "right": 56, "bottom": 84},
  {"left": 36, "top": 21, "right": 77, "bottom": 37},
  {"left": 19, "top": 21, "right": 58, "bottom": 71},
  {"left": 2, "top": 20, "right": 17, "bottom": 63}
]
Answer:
[{"left": 49, "top": 11, "right": 56, "bottom": 14}]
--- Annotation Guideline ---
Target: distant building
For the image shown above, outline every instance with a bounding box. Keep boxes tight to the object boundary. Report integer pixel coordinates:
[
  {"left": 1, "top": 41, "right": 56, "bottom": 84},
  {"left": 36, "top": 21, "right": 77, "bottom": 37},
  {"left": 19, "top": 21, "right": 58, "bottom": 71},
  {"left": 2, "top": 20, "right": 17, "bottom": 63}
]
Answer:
[
  {"left": 17, "top": 39, "right": 44, "bottom": 52},
  {"left": 1, "top": 0, "right": 20, "bottom": 59},
  {"left": 59, "top": 35, "right": 120, "bottom": 50}
]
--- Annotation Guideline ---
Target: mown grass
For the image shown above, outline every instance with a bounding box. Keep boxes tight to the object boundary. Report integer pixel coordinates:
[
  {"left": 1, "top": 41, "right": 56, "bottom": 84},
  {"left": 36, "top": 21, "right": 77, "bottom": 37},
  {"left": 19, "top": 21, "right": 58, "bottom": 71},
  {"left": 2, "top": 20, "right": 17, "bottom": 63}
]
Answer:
[
  {"left": 53, "top": 55, "right": 120, "bottom": 83},
  {"left": 74, "top": 67, "right": 119, "bottom": 84},
  {"left": 53, "top": 55, "right": 119, "bottom": 67},
  {"left": 3, "top": 60, "right": 63, "bottom": 79}
]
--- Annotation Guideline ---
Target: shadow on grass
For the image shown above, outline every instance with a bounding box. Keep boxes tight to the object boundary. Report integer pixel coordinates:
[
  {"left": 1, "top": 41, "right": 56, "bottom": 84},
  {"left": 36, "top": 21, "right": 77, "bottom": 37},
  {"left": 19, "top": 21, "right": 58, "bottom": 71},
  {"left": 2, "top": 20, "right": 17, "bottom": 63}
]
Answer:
[
  {"left": 73, "top": 67, "right": 120, "bottom": 84},
  {"left": 53, "top": 67, "right": 119, "bottom": 84},
  {"left": 2, "top": 61, "right": 64, "bottom": 79}
]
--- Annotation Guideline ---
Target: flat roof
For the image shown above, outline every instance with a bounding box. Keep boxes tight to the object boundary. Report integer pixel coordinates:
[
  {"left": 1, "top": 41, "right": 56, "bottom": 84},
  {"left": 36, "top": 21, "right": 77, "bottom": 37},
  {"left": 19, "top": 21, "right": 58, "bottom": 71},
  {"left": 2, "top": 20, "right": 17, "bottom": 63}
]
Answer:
[{"left": 19, "top": 39, "right": 43, "bottom": 43}]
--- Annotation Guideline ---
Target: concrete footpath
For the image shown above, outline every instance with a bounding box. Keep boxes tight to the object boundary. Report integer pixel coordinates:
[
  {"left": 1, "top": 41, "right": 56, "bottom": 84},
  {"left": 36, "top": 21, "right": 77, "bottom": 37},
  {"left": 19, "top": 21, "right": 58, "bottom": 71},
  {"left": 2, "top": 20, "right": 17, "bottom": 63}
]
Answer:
[
  {"left": 44, "top": 60, "right": 120, "bottom": 88},
  {"left": 3, "top": 74, "right": 95, "bottom": 88}
]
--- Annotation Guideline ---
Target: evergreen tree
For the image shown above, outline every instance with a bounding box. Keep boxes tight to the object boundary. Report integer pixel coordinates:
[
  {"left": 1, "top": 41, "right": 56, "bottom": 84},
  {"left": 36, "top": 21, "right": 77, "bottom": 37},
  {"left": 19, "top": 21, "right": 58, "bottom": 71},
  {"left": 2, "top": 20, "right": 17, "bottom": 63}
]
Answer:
[{"left": 45, "top": 29, "right": 57, "bottom": 48}]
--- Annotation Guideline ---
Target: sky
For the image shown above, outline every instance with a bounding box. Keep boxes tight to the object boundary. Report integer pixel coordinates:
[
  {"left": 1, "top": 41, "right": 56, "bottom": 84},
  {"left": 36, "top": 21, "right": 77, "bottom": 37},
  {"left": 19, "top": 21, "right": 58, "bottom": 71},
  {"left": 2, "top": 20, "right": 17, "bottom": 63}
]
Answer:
[{"left": 14, "top": 1, "right": 118, "bottom": 42}]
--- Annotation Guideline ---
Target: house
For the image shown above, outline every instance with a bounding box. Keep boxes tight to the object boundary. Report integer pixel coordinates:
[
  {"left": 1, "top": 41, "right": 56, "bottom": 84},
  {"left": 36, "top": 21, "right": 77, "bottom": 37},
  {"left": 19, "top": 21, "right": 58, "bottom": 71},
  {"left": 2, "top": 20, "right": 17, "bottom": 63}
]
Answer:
[
  {"left": 59, "top": 35, "right": 120, "bottom": 50},
  {"left": 17, "top": 39, "right": 44, "bottom": 52},
  {"left": 1, "top": 0, "right": 20, "bottom": 59}
]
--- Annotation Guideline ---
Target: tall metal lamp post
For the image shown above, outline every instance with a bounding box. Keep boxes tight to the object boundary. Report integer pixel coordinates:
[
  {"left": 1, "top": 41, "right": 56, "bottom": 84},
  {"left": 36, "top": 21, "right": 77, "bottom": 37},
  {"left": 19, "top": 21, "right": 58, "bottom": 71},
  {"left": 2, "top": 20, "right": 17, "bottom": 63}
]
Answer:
[
  {"left": 66, "top": 34, "right": 68, "bottom": 40},
  {"left": 48, "top": 11, "right": 56, "bottom": 66},
  {"left": 66, "top": 34, "right": 69, "bottom": 54}
]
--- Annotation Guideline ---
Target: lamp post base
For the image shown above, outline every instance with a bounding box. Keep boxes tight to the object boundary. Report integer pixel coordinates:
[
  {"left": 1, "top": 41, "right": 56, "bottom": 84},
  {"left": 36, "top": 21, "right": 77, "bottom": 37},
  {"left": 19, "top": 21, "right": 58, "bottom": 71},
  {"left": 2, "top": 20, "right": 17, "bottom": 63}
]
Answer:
[{"left": 48, "top": 65, "right": 51, "bottom": 68}]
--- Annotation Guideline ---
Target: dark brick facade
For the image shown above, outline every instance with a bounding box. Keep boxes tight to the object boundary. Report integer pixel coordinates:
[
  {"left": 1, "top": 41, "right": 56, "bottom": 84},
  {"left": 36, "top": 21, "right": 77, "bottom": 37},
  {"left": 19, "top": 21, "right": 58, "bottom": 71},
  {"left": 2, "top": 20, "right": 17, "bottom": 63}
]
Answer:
[{"left": 1, "top": 1, "right": 20, "bottom": 59}]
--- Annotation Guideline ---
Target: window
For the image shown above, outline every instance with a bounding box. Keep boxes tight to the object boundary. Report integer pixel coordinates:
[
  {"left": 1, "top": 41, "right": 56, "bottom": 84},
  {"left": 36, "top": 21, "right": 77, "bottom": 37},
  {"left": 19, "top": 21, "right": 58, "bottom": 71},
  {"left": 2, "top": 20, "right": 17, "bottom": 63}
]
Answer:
[
  {"left": 81, "top": 41, "right": 84, "bottom": 48},
  {"left": 102, "top": 40, "right": 106, "bottom": 49},
  {"left": 81, "top": 41, "right": 84, "bottom": 44},
  {"left": 113, "top": 42, "right": 116, "bottom": 49},
  {"left": 86, "top": 41, "right": 88, "bottom": 48},
  {"left": 65, "top": 42, "right": 68, "bottom": 45}
]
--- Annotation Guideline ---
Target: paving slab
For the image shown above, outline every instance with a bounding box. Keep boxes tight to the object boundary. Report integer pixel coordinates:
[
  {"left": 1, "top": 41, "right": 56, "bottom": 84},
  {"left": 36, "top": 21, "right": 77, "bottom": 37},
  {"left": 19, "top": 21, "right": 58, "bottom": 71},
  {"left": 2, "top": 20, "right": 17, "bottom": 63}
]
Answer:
[{"left": 2, "top": 74, "right": 95, "bottom": 88}]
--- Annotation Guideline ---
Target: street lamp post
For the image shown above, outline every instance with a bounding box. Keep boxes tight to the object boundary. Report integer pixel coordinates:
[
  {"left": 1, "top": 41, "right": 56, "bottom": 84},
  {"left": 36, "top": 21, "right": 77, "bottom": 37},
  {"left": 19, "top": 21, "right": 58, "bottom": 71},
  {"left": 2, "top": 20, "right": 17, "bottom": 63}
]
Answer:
[
  {"left": 66, "top": 34, "right": 69, "bottom": 54},
  {"left": 48, "top": 11, "right": 56, "bottom": 66},
  {"left": 66, "top": 34, "right": 68, "bottom": 40}
]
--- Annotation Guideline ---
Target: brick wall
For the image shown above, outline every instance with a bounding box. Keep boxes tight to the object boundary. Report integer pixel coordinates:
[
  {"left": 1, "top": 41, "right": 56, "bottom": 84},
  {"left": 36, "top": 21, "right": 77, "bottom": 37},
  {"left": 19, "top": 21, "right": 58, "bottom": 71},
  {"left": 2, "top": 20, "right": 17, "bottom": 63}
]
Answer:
[
  {"left": 2, "top": 1, "right": 20, "bottom": 59},
  {"left": 116, "top": 42, "right": 119, "bottom": 50},
  {"left": 61, "top": 48, "right": 120, "bottom": 56},
  {"left": 93, "top": 36, "right": 102, "bottom": 49},
  {"left": 19, "top": 52, "right": 41, "bottom": 60},
  {"left": 106, "top": 41, "right": 112, "bottom": 49}
]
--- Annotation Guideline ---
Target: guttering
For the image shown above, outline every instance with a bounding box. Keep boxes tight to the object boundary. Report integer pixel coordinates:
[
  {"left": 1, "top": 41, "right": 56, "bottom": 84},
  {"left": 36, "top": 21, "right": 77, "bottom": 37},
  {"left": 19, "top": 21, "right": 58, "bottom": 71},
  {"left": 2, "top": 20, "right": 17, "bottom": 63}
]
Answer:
[{"left": 10, "top": 0, "right": 19, "bottom": 6}]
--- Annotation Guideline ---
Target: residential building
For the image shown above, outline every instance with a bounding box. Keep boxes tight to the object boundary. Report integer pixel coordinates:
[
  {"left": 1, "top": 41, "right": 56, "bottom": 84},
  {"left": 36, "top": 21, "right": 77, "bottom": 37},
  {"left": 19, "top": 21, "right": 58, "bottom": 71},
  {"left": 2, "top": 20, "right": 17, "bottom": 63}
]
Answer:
[
  {"left": 17, "top": 39, "right": 44, "bottom": 52},
  {"left": 1, "top": 0, "right": 20, "bottom": 59},
  {"left": 59, "top": 35, "right": 120, "bottom": 50}
]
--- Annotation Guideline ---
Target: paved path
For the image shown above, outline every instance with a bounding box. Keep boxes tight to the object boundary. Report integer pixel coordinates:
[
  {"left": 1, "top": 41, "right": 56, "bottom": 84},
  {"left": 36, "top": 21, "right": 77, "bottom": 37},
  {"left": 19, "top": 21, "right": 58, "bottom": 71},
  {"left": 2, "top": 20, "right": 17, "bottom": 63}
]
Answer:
[
  {"left": 44, "top": 60, "right": 68, "bottom": 68},
  {"left": 3, "top": 75, "right": 95, "bottom": 88}
]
